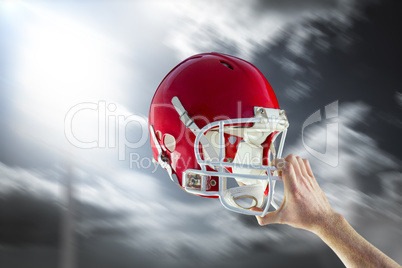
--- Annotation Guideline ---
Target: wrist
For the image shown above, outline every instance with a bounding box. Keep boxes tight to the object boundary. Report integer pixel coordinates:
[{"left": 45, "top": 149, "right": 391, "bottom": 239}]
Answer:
[{"left": 311, "top": 211, "right": 345, "bottom": 237}]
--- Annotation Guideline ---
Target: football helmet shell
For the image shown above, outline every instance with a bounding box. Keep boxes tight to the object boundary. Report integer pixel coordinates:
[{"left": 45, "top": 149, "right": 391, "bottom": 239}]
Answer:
[{"left": 149, "top": 52, "right": 289, "bottom": 216}]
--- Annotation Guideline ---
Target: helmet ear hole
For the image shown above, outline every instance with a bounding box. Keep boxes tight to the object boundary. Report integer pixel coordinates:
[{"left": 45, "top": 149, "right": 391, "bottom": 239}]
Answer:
[{"left": 163, "top": 134, "right": 176, "bottom": 153}]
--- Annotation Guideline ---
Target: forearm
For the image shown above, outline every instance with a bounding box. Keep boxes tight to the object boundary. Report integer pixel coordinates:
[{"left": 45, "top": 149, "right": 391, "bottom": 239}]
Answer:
[
  {"left": 313, "top": 213, "right": 400, "bottom": 268},
  {"left": 257, "top": 156, "right": 400, "bottom": 267}
]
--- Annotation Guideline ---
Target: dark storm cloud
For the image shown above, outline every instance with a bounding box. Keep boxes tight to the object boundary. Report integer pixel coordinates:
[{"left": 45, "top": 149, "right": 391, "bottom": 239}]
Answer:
[
  {"left": 255, "top": 0, "right": 339, "bottom": 12},
  {"left": 0, "top": 163, "right": 136, "bottom": 249},
  {"left": 0, "top": 159, "right": 283, "bottom": 265},
  {"left": 75, "top": 201, "right": 135, "bottom": 239},
  {"left": 252, "top": 0, "right": 402, "bottom": 158},
  {"left": 396, "top": 92, "right": 402, "bottom": 108},
  {"left": 165, "top": 0, "right": 376, "bottom": 61},
  {"left": 0, "top": 191, "right": 60, "bottom": 247}
]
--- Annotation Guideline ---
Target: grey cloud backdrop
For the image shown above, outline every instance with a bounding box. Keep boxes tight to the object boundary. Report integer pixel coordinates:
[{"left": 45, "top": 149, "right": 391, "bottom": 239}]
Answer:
[{"left": 0, "top": 0, "right": 401, "bottom": 267}]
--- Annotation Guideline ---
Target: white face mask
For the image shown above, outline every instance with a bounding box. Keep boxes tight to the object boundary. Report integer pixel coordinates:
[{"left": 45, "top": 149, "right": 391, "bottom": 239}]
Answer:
[{"left": 165, "top": 97, "right": 289, "bottom": 217}]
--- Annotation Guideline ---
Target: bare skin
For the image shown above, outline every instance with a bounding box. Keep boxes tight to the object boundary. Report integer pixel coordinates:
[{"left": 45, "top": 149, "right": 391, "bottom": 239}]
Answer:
[{"left": 251, "top": 154, "right": 400, "bottom": 268}]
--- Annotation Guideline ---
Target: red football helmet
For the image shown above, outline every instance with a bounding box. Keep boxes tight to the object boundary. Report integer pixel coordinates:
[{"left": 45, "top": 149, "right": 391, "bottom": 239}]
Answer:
[{"left": 149, "top": 52, "right": 289, "bottom": 216}]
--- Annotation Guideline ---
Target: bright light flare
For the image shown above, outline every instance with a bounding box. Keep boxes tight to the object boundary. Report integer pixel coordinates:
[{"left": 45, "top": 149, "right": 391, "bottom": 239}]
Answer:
[
  {"left": 8, "top": 3, "right": 133, "bottom": 148},
  {"left": 16, "top": 4, "right": 128, "bottom": 108},
  {"left": 0, "top": 0, "right": 20, "bottom": 11}
]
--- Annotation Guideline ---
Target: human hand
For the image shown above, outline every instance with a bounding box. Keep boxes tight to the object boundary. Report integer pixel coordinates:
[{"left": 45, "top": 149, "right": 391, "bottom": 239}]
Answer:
[{"left": 251, "top": 154, "right": 338, "bottom": 234}]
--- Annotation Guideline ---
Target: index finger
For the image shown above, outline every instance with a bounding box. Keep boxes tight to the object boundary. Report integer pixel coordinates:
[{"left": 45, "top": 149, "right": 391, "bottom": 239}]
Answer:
[{"left": 273, "top": 158, "right": 297, "bottom": 187}]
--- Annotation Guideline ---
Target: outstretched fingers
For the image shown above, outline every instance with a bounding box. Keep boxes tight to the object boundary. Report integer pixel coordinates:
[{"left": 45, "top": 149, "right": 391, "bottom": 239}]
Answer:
[
  {"left": 303, "top": 158, "right": 314, "bottom": 177},
  {"left": 284, "top": 154, "right": 303, "bottom": 180},
  {"left": 296, "top": 157, "right": 309, "bottom": 178},
  {"left": 273, "top": 157, "right": 297, "bottom": 188}
]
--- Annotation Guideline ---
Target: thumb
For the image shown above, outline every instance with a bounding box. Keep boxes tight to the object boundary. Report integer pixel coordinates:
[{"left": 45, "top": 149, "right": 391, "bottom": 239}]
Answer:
[{"left": 250, "top": 207, "right": 279, "bottom": 226}]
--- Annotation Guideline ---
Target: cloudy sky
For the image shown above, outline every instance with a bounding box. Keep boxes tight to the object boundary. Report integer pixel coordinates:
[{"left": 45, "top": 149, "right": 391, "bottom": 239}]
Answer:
[{"left": 0, "top": 0, "right": 401, "bottom": 267}]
